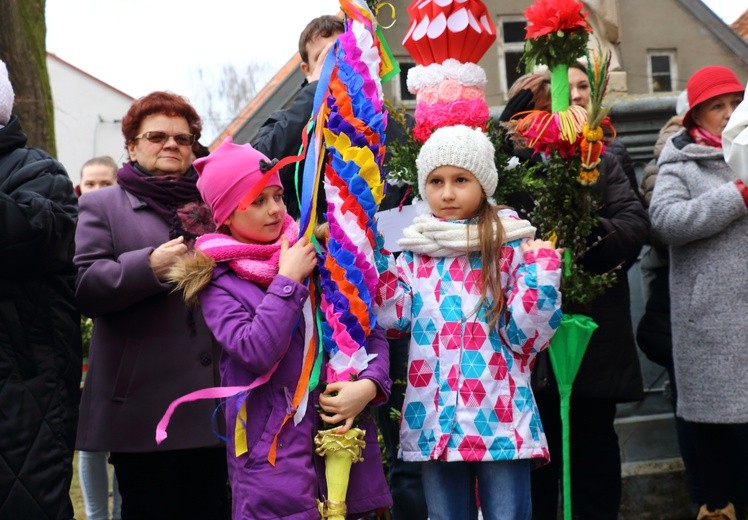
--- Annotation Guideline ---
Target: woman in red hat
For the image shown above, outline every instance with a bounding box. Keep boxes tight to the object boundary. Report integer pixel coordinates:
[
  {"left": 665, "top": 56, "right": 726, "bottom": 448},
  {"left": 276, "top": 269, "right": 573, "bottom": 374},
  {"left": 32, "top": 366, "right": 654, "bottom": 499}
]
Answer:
[{"left": 649, "top": 65, "right": 748, "bottom": 520}]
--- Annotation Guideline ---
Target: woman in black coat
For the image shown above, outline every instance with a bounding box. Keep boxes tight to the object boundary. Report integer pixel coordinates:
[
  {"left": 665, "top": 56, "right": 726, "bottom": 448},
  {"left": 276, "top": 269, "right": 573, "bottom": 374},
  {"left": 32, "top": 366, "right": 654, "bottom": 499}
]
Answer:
[
  {"left": 529, "top": 153, "right": 647, "bottom": 520},
  {"left": 0, "top": 69, "right": 81, "bottom": 519},
  {"left": 500, "top": 76, "right": 649, "bottom": 520}
]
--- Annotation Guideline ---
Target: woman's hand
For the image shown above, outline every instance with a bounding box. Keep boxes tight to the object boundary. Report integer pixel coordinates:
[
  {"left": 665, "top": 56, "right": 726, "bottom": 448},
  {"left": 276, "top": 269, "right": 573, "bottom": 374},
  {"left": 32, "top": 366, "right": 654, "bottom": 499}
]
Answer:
[
  {"left": 278, "top": 236, "right": 317, "bottom": 283},
  {"left": 150, "top": 236, "right": 188, "bottom": 280},
  {"left": 498, "top": 88, "right": 535, "bottom": 122},
  {"left": 318, "top": 379, "right": 377, "bottom": 434}
]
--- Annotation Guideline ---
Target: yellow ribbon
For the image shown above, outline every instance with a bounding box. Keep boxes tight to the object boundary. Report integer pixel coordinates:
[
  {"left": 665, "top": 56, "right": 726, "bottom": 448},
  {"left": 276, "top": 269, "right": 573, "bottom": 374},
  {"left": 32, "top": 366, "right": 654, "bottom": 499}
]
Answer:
[
  {"left": 234, "top": 400, "right": 248, "bottom": 456},
  {"left": 374, "top": 2, "right": 396, "bottom": 29}
]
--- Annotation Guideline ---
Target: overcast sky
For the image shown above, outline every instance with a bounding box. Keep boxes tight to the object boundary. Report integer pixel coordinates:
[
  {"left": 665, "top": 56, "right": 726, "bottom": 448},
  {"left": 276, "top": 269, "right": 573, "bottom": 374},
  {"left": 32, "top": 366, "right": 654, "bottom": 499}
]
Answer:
[{"left": 45, "top": 0, "right": 745, "bottom": 140}]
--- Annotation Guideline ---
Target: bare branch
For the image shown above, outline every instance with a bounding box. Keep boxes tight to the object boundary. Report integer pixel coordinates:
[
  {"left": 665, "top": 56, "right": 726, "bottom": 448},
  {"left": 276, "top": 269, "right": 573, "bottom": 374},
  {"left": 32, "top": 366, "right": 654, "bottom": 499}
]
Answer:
[{"left": 191, "top": 62, "right": 270, "bottom": 142}]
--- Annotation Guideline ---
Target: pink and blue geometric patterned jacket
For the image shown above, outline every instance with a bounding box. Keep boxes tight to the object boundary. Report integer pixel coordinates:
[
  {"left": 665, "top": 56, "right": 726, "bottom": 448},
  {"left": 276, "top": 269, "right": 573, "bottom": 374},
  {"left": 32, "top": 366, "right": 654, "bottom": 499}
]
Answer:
[{"left": 375, "top": 209, "right": 562, "bottom": 464}]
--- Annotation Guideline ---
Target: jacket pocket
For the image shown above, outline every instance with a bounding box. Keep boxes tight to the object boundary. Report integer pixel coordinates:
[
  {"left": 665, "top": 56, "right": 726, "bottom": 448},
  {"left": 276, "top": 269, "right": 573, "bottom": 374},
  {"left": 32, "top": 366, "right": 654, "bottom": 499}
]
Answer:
[
  {"left": 111, "top": 340, "right": 142, "bottom": 402},
  {"left": 243, "top": 385, "right": 280, "bottom": 468},
  {"left": 685, "top": 272, "right": 707, "bottom": 328}
]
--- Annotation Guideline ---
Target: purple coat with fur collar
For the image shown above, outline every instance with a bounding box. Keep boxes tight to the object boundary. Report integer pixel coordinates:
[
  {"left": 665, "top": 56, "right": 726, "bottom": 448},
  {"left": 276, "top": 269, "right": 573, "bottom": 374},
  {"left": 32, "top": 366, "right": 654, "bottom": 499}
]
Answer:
[
  {"left": 198, "top": 264, "right": 392, "bottom": 519},
  {"left": 75, "top": 184, "right": 224, "bottom": 452}
]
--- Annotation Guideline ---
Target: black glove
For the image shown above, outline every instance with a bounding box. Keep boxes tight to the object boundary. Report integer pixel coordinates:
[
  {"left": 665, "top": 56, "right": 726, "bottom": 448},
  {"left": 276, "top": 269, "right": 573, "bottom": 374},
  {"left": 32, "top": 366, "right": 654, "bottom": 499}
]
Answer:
[{"left": 499, "top": 88, "right": 535, "bottom": 122}]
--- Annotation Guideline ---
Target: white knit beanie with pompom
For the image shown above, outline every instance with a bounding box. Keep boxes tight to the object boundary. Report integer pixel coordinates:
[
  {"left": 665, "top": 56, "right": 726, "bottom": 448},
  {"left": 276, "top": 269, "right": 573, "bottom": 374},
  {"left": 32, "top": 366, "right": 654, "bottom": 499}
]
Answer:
[
  {"left": 416, "top": 125, "right": 497, "bottom": 198},
  {"left": 0, "top": 60, "right": 14, "bottom": 126}
]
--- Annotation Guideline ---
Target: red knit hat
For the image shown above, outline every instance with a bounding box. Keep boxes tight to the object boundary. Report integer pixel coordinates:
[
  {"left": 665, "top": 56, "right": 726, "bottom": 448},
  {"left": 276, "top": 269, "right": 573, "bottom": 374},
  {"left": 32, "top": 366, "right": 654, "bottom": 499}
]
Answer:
[
  {"left": 683, "top": 66, "right": 744, "bottom": 128},
  {"left": 194, "top": 137, "right": 282, "bottom": 225}
]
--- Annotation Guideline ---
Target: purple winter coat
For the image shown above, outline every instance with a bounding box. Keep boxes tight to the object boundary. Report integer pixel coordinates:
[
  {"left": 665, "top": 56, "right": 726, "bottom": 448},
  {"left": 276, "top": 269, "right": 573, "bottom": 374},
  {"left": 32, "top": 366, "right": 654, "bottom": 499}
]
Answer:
[
  {"left": 198, "top": 264, "right": 392, "bottom": 519},
  {"left": 74, "top": 185, "right": 224, "bottom": 452}
]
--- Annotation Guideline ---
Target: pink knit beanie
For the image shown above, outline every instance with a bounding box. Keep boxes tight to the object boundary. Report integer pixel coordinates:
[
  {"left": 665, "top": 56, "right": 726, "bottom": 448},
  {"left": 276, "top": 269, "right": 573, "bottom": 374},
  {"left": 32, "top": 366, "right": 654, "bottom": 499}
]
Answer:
[{"left": 195, "top": 137, "right": 282, "bottom": 225}]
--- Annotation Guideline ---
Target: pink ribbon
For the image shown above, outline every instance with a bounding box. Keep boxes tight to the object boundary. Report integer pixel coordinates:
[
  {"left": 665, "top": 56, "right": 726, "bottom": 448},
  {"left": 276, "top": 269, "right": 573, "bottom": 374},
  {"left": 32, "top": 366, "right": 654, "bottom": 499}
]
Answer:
[{"left": 155, "top": 361, "right": 279, "bottom": 444}]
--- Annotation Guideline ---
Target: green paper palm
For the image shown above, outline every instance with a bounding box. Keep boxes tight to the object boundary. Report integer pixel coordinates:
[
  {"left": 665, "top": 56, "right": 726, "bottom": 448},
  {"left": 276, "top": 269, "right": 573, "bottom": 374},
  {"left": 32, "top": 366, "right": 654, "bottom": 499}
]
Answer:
[{"left": 548, "top": 313, "right": 599, "bottom": 520}]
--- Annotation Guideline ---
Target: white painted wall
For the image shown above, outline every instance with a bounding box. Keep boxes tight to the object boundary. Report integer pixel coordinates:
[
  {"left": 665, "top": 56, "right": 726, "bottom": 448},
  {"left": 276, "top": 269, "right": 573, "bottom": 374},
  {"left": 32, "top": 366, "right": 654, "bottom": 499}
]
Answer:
[{"left": 48, "top": 53, "right": 134, "bottom": 186}]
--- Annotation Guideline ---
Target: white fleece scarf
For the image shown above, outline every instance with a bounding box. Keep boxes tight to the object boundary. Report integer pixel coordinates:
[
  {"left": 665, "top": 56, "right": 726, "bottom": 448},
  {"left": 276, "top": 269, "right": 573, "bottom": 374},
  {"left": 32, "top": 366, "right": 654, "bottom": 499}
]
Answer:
[{"left": 398, "top": 213, "right": 536, "bottom": 257}]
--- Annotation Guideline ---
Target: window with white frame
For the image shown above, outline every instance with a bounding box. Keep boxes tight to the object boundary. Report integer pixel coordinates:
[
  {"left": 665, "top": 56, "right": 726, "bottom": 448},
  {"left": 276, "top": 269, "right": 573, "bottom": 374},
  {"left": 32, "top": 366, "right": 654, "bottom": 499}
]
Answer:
[
  {"left": 647, "top": 50, "right": 677, "bottom": 93},
  {"left": 497, "top": 16, "right": 527, "bottom": 100}
]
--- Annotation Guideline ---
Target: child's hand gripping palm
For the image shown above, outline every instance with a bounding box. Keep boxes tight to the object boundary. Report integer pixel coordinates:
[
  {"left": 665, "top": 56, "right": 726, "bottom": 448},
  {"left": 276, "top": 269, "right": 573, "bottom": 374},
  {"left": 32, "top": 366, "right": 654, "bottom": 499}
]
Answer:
[
  {"left": 278, "top": 236, "right": 317, "bottom": 282},
  {"left": 520, "top": 238, "right": 558, "bottom": 253},
  {"left": 318, "top": 379, "right": 378, "bottom": 434}
]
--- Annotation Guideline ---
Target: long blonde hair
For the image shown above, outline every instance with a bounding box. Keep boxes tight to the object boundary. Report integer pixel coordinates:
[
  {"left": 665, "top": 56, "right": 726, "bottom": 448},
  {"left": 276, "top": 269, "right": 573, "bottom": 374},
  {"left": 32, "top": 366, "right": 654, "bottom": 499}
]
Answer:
[{"left": 472, "top": 198, "right": 506, "bottom": 329}]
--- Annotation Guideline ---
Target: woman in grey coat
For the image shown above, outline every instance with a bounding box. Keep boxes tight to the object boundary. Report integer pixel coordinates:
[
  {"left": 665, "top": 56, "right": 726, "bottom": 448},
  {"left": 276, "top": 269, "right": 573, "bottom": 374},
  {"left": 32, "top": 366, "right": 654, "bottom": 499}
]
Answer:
[{"left": 649, "top": 65, "right": 748, "bottom": 520}]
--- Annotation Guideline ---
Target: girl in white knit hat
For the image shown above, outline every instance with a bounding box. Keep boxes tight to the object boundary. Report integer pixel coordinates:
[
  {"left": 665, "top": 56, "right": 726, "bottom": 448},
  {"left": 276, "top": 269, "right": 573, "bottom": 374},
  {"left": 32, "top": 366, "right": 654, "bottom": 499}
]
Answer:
[{"left": 374, "top": 124, "right": 562, "bottom": 520}]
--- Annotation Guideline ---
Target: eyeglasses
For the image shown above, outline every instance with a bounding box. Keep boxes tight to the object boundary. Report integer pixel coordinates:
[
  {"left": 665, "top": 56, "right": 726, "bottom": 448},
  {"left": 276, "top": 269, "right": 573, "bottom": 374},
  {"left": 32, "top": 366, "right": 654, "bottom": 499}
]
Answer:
[{"left": 134, "top": 131, "right": 196, "bottom": 146}]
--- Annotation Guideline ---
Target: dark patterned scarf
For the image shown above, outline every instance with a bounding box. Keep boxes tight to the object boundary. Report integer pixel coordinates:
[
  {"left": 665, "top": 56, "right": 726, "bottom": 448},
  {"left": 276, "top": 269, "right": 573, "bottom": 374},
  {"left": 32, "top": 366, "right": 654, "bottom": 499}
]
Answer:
[{"left": 117, "top": 162, "right": 215, "bottom": 242}]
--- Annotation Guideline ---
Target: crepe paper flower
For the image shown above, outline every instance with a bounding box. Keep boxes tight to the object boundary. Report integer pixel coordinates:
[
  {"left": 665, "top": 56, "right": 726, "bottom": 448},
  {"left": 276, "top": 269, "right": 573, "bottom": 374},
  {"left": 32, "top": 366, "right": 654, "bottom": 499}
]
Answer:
[
  {"left": 524, "top": 0, "right": 591, "bottom": 39},
  {"left": 412, "top": 98, "right": 490, "bottom": 143},
  {"left": 512, "top": 105, "right": 587, "bottom": 159},
  {"left": 404, "top": 59, "right": 490, "bottom": 143},
  {"left": 402, "top": 0, "right": 496, "bottom": 66},
  {"left": 577, "top": 168, "right": 599, "bottom": 185},
  {"left": 406, "top": 58, "right": 488, "bottom": 91},
  {"left": 522, "top": 0, "right": 592, "bottom": 111}
]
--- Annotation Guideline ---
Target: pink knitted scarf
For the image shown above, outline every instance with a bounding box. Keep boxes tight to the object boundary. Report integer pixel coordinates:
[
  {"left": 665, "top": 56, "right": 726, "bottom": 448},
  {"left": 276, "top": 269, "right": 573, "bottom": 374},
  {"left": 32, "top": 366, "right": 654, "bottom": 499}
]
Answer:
[
  {"left": 195, "top": 214, "right": 299, "bottom": 287},
  {"left": 689, "top": 126, "right": 722, "bottom": 148}
]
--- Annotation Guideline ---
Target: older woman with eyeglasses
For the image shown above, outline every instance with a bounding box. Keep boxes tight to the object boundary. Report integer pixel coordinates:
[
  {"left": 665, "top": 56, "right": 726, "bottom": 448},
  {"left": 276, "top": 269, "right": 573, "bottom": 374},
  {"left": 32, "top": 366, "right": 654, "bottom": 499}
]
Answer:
[
  {"left": 74, "top": 91, "right": 228, "bottom": 519},
  {"left": 650, "top": 66, "right": 748, "bottom": 520}
]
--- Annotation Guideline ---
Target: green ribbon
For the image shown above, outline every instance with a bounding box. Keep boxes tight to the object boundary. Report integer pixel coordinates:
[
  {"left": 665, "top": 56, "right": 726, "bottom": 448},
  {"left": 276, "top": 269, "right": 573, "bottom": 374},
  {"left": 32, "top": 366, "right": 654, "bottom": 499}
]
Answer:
[
  {"left": 375, "top": 26, "right": 400, "bottom": 84},
  {"left": 308, "top": 304, "right": 325, "bottom": 392},
  {"left": 308, "top": 235, "right": 325, "bottom": 392},
  {"left": 293, "top": 119, "right": 316, "bottom": 212}
]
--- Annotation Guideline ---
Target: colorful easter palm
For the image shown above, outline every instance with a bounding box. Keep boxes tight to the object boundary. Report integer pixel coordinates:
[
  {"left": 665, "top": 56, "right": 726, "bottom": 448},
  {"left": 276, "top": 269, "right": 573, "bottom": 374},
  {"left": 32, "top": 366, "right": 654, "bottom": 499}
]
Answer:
[{"left": 297, "top": 1, "right": 396, "bottom": 517}]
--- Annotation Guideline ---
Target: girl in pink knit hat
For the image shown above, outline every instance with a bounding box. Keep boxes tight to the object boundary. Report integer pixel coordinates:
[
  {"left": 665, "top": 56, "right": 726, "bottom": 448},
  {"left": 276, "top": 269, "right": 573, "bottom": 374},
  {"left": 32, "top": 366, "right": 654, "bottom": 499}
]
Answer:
[{"left": 168, "top": 136, "right": 392, "bottom": 519}]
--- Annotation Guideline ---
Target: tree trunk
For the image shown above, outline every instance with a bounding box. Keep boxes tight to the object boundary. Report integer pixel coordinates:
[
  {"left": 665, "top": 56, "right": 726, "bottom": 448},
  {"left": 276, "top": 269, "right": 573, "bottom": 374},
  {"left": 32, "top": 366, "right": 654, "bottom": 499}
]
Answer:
[{"left": 0, "top": 0, "right": 56, "bottom": 155}]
